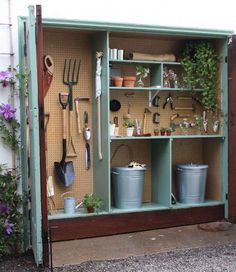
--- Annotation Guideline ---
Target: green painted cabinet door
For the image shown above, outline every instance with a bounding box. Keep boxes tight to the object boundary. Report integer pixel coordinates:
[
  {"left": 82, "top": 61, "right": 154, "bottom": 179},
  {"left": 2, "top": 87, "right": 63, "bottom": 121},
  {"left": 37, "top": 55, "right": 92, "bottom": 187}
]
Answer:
[{"left": 26, "top": 5, "right": 43, "bottom": 266}]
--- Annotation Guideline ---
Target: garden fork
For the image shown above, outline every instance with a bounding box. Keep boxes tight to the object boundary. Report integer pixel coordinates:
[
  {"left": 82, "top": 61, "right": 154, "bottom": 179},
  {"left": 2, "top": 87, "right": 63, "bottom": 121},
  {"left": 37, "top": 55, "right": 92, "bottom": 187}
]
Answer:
[{"left": 63, "top": 59, "right": 81, "bottom": 157}]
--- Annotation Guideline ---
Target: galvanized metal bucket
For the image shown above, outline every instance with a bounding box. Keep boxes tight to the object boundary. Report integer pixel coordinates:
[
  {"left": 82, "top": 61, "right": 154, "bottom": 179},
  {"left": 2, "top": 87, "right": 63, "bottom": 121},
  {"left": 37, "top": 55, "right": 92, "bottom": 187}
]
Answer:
[
  {"left": 176, "top": 164, "right": 208, "bottom": 204},
  {"left": 111, "top": 167, "right": 146, "bottom": 209}
]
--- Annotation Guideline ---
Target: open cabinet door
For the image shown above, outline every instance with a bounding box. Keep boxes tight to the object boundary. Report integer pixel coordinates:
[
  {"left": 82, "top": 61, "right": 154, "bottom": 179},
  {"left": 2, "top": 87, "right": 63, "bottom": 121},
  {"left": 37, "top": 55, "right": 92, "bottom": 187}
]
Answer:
[
  {"left": 228, "top": 35, "right": 236, "bottom": 223},
  {"left": 26, "top": 5, "right": 43, "bottom": 265}
]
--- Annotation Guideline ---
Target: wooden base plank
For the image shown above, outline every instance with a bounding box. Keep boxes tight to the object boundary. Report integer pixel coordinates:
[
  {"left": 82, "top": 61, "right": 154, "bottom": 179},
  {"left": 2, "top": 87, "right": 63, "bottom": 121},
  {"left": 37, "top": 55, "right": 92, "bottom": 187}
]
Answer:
[{"left": 49, "top": 205, "right": 224, "bottom": 242}]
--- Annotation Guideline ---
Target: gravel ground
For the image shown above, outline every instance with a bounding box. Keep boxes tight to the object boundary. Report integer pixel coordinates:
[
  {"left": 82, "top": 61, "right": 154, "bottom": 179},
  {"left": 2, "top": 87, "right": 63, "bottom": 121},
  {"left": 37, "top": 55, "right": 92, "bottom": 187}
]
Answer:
[{"left": 1, "top": 242, "right": 236, "bottom": 272}]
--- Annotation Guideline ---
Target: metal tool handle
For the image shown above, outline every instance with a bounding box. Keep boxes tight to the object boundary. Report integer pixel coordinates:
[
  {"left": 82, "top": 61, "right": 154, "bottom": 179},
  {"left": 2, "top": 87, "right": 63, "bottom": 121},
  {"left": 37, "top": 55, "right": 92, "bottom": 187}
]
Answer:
[{"left": 86, "top": 143, "right": 91, "bottom": 170}]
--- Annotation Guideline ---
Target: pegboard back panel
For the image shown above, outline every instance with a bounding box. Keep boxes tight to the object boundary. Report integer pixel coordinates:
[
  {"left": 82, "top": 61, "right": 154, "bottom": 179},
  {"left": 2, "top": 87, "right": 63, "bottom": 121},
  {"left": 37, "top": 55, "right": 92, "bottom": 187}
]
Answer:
[{"left": 43, "top": 29, "right": 94, "bottom": 209}]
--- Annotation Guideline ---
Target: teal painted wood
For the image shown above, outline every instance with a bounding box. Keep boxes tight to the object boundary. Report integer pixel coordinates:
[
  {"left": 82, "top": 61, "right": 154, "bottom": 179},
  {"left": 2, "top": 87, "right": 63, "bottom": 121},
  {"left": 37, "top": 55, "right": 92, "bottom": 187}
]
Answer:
[
  {"left": 18, "top": 17, "right": 30, "bottom": 252},
  {"left": 19, "top": 17, "right": 232, "bottom": 38},
  {"left": 26, "top": 6, "right": 42, "bottom": 266},
  {"left": 110, "top": 135, "right": 224, "bottom": 140},
  {"left": 220, "top": 40, "right": 229, "bottom": 217},
  {"left": 150, "top": 64, "right": 162, "bottom": 86},
  {"left": 151, "top": 139, "right": 171, "bottom": 206},
  {"left": 92, "top": 32, "right": 110, "bottom": 212},
  {"left": 109, "top": 87, "right": 203, "bottom": 92}
]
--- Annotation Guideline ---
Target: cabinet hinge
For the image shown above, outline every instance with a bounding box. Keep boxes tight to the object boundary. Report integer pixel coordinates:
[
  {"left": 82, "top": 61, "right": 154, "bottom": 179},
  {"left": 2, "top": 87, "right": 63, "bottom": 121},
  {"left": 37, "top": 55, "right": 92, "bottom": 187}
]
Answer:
[
  {"left": 228, "top": 36, "right": 232, "bottom": 45},
  {"left": 225, "top": 56, "right": 228, "bottom": 63},
  {"left": 225, "top": 193, "right": 228, "bottom": 200}
]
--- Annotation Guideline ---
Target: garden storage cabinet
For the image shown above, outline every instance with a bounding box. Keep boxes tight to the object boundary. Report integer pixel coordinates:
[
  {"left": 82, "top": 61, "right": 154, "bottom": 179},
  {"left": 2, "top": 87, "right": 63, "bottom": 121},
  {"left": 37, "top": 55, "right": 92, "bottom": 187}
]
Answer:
[{"left": 19, "top": 5, "right": 236, "bottom": 266}]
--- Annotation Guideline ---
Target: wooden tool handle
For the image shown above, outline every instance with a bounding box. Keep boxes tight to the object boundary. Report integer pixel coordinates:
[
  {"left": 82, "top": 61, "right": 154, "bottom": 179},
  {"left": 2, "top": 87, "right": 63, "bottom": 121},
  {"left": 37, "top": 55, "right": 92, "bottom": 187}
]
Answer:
[
  {"left": 75, "top": 100, "right": 81, "bottom": 134},
  {"left": 174, "top": 107, "right": 194, "bottom": 111},
  {"left": 143, "top": 113, "right": 147, "bottom": 134},
  {"left": 62, "top": 109, "right": 67, "bottom": 140}
]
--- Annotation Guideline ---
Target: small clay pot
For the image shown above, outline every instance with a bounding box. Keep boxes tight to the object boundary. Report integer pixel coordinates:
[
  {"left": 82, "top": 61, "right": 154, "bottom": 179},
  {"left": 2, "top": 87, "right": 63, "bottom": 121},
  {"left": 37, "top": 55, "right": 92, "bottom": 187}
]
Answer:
[
  {"left": 112, "top": 76, "right": 123, "bottom": 87},
  {"left": 160, "top": 130, "right": 166, "bottom": 136},
  {"left": 166, "top": 131, "right": 172, "bottom": 136},
  {"left": 154, "top": 129, "right": 159, "bottom": 136},
  {"left": 86, "top": 206, "right": 95, "bottom": 213},
  {"left": 123, "top": 76, "right": 136, "bottom": 87}
]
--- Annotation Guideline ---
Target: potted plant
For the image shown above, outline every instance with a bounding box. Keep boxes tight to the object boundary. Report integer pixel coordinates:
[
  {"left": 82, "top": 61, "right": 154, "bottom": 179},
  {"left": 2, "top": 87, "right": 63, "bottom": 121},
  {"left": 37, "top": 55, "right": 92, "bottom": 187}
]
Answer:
[
  {"left": 179, "top": 119, "right": 189, "bottom": 135},
  {"left": 136, "top": 65, "right": 150, "bottom": 87},
  {"left": 123, "top": 119, "right": 135, "bottom": 136},
  {"left": 180, "top": 41, "right": 218, "bottom": 112},
  {"left": 166, "top": 127, "right": 173, "bottom": 136},
  {"left": 82, "top": 194, "right": 104, "bottom": 213},
  {"left": 194, "top": 115, "right": 204, "bottom": 134},
  {"left": 160, "top": 127, "right": 166, "bottom": 136},
  {"left": 154, "top": 127, "right": 159, "bottom": 136}
]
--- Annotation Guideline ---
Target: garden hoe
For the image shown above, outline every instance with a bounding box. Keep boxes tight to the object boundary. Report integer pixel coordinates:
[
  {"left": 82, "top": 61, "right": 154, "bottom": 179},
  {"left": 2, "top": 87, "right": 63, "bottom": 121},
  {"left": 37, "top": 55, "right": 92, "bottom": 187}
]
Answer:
[{"left": 54, "top": 92, "right": 75, "bottom": 187}]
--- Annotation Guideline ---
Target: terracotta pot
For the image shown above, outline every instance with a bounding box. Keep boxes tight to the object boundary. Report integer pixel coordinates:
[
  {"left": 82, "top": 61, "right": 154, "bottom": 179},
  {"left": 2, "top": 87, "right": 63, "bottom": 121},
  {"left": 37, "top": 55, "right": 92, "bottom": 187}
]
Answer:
[
  {"left": 166, "top": 131, "right": 172, "bottom": 136},
  {"left": 160, "top": 130, "right": 166, "bottom": 136},
  {"left": 86, "top": 206, "right": 95, "bottom": 213},
  {"left": 112, "top": 76, "right": 123, "bottom": 87},
  {"left": 123, "top": 76, "right": 136, "bottom": 87}
]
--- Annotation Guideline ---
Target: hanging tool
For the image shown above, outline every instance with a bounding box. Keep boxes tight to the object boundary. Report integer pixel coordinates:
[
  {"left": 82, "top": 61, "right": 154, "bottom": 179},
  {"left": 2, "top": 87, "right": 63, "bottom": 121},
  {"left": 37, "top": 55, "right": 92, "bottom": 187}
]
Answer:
[
  {"left": 43, "top": 55, "right": 54, "bottom": 96},
  {"left": 44, "top": 113, "right": 56, "bottom": 214},
  {"left": 54, "top": 93, "right": 75, "bottom": 187},
  {"left": 153, "top": 112, "right": 160, "bottom": 124},
  {"left": 124, "top": 92, "right": 135, "bottom": 120},
  {"left": 174, "top": 106, "right": 195, "bottom": 111},
  {"left": 83, "top": 111, "right": 91, "bottom": 170},
  {"left": 63, "top": 59, "right": 80, "bottom": 157},
  {"left": 152, "top": 94, "right": 160, "bottom": 107},
  {"left": 163, "top": 93, "right": 174, "bottom": 110},
  {"left": 96, "top": 52, "right": 103, "bottom": 160},
  {"left": 74, "top": 96, "right": 90, "bottom": 135},
  {"left": 213, "top": 108, "right": 219, "bottom": 133},
  {"left": 203, "top": 111, "right": 208, "bottom": 133},
  {"left": 142, "top": 107, "right": 152, "bottom": 134}
]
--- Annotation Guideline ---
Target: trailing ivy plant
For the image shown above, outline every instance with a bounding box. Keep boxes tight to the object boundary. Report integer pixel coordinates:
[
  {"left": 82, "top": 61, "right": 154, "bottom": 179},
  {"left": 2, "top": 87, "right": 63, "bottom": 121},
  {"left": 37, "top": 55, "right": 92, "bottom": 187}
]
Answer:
[{"left": 181, "top": 41, "right": 218, "bottom": 111}]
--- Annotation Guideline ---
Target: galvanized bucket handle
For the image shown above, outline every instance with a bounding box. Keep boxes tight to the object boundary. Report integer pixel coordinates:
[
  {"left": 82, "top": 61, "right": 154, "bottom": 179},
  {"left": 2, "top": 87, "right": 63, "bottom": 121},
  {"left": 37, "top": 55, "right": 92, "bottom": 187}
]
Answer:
[{"left": 110, "top": 144, "right": 133, "bottom": 165}]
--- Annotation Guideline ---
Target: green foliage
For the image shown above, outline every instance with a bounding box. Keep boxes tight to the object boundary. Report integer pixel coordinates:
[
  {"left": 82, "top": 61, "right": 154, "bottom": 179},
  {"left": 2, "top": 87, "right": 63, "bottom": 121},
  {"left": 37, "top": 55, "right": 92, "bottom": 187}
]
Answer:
[
  {"left": 82, "top": 194, "right": 104, "bottom": 209},
  {"left": 0, "top": 116, "right": 20, "bottom": 152},
  {"left": 136, "top": 65, "right": 150, "bottom": 79},
  {"left": 0, "top": 166, "right": 24, "bottom": 259},
  {"left": 123, "top": 120, "right": 135, "bottom": 128},
  {"left": 181, "top": 41, "right": 218, "bottom": 111}
]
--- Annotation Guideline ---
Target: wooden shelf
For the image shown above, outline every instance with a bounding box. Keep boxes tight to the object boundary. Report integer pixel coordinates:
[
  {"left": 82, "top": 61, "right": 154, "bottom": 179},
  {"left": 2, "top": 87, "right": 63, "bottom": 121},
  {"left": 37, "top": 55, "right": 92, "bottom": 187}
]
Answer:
[
  {"left": 109, "top": 59, "right": 181, "bottom": 65},
  {"left": 110, "top": 135, "right": 225, "bottom": 141},
  {"left": 109, "top": 87, "right": 203, "bottom": 92}
]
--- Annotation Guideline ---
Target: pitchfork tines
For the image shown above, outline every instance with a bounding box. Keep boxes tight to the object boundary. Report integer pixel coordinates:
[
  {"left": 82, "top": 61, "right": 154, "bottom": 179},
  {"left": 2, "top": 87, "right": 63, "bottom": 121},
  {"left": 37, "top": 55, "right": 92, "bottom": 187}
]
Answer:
[{"left": 63, "top": 59, "right": 81, "bottom": 86}]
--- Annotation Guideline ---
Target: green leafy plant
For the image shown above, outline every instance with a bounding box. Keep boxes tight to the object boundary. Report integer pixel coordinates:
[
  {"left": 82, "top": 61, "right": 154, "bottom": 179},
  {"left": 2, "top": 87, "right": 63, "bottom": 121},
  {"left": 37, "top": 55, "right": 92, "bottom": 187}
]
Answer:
[
  {"left": 166, "top": 127, "right": 173, "bottom": 132},
  {"left": 123, "top": 119, "right": 135, "bottom": 128},
  {"left": 181, "top": 41, "right": 218, "bottom": 111},
  {"left": 82, "top": 194, "right": 104, "bottom": 210},
  {"left": 0, "top": 165, "right": 24, "bottom": 259},
  {"left": 194, "top": 115, "right": 204, "bottom": 133},
  {"left": 136, "top": 65, "right": 150, "bottom": 79}
]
